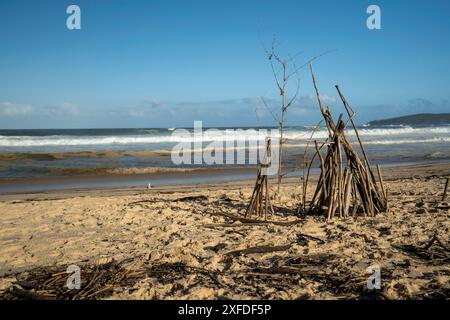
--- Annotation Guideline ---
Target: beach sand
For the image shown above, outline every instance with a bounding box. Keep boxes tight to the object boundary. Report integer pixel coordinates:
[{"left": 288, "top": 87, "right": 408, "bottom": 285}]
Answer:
[{"left": 0, "top": 162, "right": 449, "bottom": 299}]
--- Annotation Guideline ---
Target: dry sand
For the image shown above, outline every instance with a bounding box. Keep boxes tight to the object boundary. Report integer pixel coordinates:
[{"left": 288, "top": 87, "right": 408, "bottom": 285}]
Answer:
[{"left": 0, "top": 162, "right": 449, "bottom": 300}]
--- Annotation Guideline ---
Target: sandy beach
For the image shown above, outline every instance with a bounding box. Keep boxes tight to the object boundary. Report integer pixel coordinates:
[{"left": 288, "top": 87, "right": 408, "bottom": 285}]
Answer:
[
  {"left": 2, "top": 0, "right": 450, "bottom": 309},
  {"left": 0, "top": 162, "right": 449, "bottom": 300}
]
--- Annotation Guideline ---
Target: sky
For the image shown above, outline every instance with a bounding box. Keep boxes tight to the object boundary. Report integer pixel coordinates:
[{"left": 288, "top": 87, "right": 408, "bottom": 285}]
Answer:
[{"left": 0, "top": 0, "right": 449, "bottom": 129}]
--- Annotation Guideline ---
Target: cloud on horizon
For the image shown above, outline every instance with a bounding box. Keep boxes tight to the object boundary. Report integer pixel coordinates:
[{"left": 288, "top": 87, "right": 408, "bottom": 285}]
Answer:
[
  {"left": 0, "top": 102, "right": 33, "bottom": 116},
  {"left": 1, "top": 97, "right": 449, "bottom": 129},
  {"left": 0, "top": 101, "right": 80, "bottom": 117}
]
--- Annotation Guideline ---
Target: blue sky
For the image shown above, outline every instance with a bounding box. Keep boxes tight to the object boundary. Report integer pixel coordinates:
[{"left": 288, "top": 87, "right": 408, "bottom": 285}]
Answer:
[{"left": 0, "top": 0, "right": 449, "bottom": 128}]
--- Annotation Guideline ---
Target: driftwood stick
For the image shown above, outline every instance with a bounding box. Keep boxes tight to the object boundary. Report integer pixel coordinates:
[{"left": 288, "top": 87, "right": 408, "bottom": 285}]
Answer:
[
  {"left": 442, "top": 178, "right": 449, "bottom": 202},
  {"left": 352, "top": 197, "right": 359, "bottom": 217},
  {"left": 364, "top": 164, "right": 374, "bottom": 216},
  {"left": 245, "top": 168, "right": 261, "bottom": 217},
  {"left": 343, "top": 172, "right": 353, "bottom": 217},
  {"left": 225, "top": 244, "right": 292, "bottom": 256},
  {"left": 306, "top": 141, "right": 326, "bottom": 207},
  {"left": 315, "top": 140, "right": 327, "bottom": 200},
  {"left": 302, "top": 120, "right": 324, "bottom": 211},
  {"left": 9, "top": 286, "right": 54, "bottom": 300},
  {"left": 327, "top": 170, "right": 335, "bottom": 220},
  {"left": 335, "top": 85, "right": 371, "bottom": 169},
  {"left": 310, "top": 64, "right": 325, "bottom": 113},
  {"left": 337, "top": 133, "right": 344, "bottom": 218},
  {"left": 264, "top": 175, "right": 268, "bottom": 220},
  {"left": 376, "top": 164, "right": 387, "bottom": 204}
]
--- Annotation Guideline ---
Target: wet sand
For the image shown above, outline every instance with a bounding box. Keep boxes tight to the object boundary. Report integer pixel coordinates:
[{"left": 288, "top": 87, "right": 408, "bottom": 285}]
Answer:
[
  {"left": 0, "top": 167, "right": 257, "bottom": 194},
  {"left": 0, "top": 162, "right": 449, "bottom": 299},
  {"left": 1, "top": 160, "right": 448, "bottom": 195}
]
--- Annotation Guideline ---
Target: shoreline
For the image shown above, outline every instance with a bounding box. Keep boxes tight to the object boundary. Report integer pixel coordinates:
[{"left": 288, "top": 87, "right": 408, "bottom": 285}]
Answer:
[
  {"left": 0, "top": 167, "right": 256, "bottom": 195},
  {"left": 1, "top": 160, "right": 450, "bottom": 196}
]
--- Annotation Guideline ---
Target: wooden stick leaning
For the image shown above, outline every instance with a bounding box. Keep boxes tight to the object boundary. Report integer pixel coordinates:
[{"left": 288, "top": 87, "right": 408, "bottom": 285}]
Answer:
[{"left": 443, "top": 178, "right": 449, "bottom": 202}]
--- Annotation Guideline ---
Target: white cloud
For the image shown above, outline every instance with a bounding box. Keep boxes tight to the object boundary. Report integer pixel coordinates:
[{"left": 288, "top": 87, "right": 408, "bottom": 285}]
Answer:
[
  {"left": 0, "top": 102, "right": 83, "bottom": 118},
  {"left": 293, "top": 95, "right": 337, "bottom": 109},
  {"left": 142, "top": 99, "right": 164, "bottom": 109},
  {"left": 0, "top": 102, "right": 33, "bottom": 116},
  {"left": 113, "top": 96, "right": 337, "bottom": 123},
  {"left": 44, "top": 102, "right": 80, "bottom": 116}
]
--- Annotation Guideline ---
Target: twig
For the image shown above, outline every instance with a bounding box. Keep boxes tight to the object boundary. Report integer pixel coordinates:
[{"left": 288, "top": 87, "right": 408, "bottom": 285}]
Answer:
[
  {"left": 225, "top": 244, "right": 292, "bottom": 256},
  {"left": 442, "top": 178, "right": 449, "bottom": 202}
]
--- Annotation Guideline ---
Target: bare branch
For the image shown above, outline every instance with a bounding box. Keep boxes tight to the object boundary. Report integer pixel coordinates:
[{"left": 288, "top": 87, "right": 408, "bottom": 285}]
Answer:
[
  {"left": 285, "top": 63, "right": 301, "bottom": 111},
  {"left": 260, "top": 97, "right": 280, "bottom": 124},
  {"left": 286, "top": 49, "right": 333, "bottom": 81},
  {"left": 286, "top": 51, "right": 304, "bottom": 64},
  {"left": 259, "top": 34, "right": 328, "bottom": 198}
]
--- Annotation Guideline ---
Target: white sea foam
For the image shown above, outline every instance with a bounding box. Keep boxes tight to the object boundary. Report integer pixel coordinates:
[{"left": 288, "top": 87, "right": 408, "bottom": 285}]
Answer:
[{"left": 0, "top": 126, "right": 449, "bottom": 148}]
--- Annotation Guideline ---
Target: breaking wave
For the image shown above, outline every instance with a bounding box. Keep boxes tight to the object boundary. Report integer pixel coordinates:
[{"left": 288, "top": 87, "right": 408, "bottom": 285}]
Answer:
[{"left": 0, "top": 126, "right": 449, "bottom": 149}]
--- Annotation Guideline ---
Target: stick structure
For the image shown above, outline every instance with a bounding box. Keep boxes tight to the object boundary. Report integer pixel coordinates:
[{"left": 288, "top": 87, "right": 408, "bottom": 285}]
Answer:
[
  {"left": 245, "top": 139, "right": 275, "bottom": 220},
  {"left": 306, "top": 64, "right": 388, "bottom": 220}
]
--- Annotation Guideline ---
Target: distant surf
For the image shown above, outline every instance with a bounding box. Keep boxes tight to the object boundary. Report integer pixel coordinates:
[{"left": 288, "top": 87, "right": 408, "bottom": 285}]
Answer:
[
  {"left": 1, "top": 125, "right": 450, "bottom": 151},
  {"left": 1, "top": 125, "right": 450, "bottom": 180}
]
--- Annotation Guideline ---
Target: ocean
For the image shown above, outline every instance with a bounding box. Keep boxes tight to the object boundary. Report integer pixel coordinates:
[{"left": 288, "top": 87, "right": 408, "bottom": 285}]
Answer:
[{"left": 0, "top": 125, "right": 450, "bottom": 182}]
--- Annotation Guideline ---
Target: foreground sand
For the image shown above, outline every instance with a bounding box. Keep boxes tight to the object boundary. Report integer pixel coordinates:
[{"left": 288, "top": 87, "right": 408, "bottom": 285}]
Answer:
[{"left": 0, "top": 162, "right": 449, "bottom": 299}]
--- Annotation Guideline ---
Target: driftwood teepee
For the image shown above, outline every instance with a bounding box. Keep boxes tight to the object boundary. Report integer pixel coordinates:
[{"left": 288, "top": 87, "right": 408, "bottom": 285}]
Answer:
[
  {"left": 245, "top": 139, "right": 275, "bottom": 220},
  {"left": 307, "top": 64, "right": 388, "bottom": 219}
]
